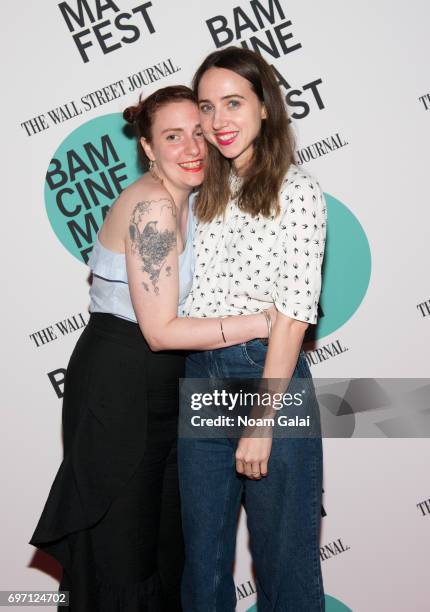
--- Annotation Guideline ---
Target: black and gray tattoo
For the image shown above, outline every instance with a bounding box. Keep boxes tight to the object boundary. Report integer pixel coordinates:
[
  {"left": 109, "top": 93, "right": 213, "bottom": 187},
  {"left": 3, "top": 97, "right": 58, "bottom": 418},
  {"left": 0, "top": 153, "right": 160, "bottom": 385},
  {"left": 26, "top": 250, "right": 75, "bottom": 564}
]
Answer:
[{"left": 129, "top": 199, "right": 177, "bottom": 295}]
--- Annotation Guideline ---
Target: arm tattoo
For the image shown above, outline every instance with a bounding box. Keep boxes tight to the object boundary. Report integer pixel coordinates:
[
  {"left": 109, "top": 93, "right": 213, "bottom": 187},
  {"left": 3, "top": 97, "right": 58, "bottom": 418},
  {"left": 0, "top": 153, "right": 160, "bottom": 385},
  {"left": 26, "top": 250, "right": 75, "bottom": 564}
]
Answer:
[{"left": 129, "top": 199, "right": 177, "bottom": 295}]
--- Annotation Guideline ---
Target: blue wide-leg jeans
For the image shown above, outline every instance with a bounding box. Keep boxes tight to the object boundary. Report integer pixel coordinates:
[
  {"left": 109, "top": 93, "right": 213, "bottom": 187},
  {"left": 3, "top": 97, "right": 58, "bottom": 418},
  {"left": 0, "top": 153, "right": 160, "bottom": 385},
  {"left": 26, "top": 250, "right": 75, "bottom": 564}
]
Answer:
[{"left": 178, "top": 340, "right": 324, "bottom": 612}]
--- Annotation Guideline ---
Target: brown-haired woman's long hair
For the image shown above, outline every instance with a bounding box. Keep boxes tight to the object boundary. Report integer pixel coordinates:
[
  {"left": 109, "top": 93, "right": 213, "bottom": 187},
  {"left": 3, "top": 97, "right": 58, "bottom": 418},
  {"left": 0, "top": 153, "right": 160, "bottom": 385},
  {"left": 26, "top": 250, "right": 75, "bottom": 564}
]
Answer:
[
  {"left": 123, "top": 85, "right": 196, "bottom": 171},
  {"left": 193, "top": 46, "right": 294, "bottom": 221}
]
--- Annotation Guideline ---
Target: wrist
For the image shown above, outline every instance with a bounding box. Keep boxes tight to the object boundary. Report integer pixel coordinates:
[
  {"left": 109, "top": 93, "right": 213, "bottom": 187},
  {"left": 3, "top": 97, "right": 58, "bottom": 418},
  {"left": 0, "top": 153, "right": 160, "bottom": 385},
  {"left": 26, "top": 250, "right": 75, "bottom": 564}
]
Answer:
[
  {"left": 252, "top": 310, "right": 271, "bottom": 340},
  {"left": 252, "top": 312, "right": 268, "bottom": 339}
]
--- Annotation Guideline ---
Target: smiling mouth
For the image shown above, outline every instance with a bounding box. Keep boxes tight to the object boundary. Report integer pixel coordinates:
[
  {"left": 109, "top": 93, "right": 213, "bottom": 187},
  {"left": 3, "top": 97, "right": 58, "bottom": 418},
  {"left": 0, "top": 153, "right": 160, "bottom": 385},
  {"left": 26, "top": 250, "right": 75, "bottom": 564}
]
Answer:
[
  {"left": 215, "top": 131, "right": 239, "bottom": 146},
  {"left": 178, "top": 159, "right": 204, "bottom": 172}
]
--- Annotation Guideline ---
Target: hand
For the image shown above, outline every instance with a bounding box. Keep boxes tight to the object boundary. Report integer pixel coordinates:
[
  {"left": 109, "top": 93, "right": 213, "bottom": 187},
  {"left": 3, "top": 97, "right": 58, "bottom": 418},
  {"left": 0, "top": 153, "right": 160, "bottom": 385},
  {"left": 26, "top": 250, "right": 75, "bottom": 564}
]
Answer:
[{"left": 235, "top": 436, "right": 273, "bottom": 479}]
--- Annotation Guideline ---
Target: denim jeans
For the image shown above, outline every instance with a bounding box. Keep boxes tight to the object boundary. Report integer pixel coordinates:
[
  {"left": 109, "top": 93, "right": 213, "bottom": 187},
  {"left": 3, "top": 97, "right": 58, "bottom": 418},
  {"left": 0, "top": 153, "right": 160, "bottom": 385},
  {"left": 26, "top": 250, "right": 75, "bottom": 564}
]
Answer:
[{"left": 178, "top": 340, "right": 324, "bottom": 612}]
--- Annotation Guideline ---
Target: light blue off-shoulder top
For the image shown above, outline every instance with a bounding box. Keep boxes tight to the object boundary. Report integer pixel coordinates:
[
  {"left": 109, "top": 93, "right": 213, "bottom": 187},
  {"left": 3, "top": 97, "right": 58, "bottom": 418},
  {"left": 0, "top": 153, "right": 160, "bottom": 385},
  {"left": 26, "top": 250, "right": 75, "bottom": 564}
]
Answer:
[{"left": 88, "top": 194, "right": 196, "bottom": 321}]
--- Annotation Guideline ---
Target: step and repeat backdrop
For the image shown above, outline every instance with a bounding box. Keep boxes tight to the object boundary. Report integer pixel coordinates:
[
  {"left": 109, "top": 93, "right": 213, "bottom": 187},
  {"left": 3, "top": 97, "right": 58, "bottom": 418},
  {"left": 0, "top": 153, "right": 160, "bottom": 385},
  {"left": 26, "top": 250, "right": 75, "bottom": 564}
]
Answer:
[{"left": 2, "top": 1, "right": 430, "bottom": 610}]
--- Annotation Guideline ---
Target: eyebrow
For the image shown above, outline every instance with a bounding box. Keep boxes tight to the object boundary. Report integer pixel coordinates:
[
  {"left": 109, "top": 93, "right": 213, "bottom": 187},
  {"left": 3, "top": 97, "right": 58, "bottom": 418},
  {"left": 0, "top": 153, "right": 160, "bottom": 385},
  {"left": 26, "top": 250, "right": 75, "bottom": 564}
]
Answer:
[
  {"left": 161, "top": 124, "right": 201, "bottom": 134},
  {"left": 199, "top": 94, "right": 246, "bottom": 103}
]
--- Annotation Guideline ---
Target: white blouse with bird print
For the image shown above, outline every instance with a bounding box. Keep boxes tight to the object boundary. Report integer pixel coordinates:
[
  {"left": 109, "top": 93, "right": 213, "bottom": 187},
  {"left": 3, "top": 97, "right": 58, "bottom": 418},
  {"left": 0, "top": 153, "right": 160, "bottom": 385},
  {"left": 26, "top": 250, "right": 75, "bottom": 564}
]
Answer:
[{"left": 183, "top": 165, "right": 327, "bottom": 324}]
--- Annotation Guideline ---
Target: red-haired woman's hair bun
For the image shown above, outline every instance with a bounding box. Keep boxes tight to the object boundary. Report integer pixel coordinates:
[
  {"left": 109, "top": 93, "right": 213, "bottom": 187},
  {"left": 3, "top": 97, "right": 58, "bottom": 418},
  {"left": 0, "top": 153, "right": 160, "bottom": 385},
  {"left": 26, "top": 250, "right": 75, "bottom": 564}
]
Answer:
[{"left": 123, "top": 104, "right": 140, "bottom": 124}]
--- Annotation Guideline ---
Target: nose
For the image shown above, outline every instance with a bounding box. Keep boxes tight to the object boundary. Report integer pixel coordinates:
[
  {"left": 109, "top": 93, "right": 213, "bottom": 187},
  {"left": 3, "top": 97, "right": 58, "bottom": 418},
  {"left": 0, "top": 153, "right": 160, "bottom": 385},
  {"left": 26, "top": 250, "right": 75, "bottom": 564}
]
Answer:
[
  {"left": 212, "top": 106, "right": 228, "bottom": 132},
  {"left": 183, "top": 134, "right": 201, "bottom": 158}
]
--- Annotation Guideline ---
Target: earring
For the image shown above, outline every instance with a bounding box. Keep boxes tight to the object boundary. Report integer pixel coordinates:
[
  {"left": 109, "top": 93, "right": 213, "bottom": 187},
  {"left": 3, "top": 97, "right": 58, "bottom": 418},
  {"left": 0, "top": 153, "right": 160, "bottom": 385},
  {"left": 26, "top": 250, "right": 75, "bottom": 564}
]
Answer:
[{"left": 149, "top": 160, "right": 162, "bottom": 182}]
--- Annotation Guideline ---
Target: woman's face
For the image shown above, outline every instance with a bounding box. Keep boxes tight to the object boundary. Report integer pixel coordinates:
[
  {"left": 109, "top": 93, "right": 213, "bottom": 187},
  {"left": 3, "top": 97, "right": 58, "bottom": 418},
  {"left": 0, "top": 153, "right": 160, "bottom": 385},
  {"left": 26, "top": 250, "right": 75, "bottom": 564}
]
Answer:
[
  {"left": 141, "top": 100, "right": 206, "bottom": 191},
  {"left": 197, "top": 67, "right": 266, "bottom": 173}
]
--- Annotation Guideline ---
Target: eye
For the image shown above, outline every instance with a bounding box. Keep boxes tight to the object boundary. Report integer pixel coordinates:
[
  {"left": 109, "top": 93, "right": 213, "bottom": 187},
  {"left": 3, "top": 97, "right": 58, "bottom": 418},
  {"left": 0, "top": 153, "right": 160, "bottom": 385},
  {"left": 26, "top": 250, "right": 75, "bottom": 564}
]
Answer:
[
  {"left": 228, "top": 99, "right": 240, "bottom": 109},
  {"left": 199, "top": 103, "right": 213, "bottom": 114},
  {"left": 166, "top": 133, "right": 180, "bottom": 142},
  {"left": 195, "top": 129, "right": 204, "bottom": 138}
]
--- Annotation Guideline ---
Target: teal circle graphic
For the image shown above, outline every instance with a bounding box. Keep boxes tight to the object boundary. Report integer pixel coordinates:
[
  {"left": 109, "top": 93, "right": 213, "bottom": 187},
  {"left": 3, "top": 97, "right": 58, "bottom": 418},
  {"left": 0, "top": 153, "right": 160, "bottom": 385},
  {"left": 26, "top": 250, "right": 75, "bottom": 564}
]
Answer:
[
  {"left": 325, "top": 595, "right": 353, "bottom": 611},
  {"left": 247, "top": 594, "right": 352, "bottom": 611},
  {"left": 45, "top": 113, "right": 141, "bottom": 263},
  {"left": 316, "top": 194, "right": 371, "bottom": 340}
]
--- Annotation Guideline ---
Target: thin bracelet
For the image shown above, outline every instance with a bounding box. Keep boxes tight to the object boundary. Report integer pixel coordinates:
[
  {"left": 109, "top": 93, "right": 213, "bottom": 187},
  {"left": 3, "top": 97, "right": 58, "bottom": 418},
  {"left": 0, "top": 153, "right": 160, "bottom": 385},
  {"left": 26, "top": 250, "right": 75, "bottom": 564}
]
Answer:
[
  {"left": 262, "top": 309, "right": 272, "bottom": 339},
  {"left": 219, "top": 316, "right": 228, "bottom": 343}
]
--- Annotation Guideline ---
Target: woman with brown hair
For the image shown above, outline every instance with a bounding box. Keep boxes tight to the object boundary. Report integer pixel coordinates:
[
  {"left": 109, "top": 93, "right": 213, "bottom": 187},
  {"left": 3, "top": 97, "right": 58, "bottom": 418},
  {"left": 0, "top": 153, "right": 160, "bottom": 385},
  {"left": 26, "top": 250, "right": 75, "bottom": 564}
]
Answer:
[
  {"left": 30, "top": 85, "right": 275, "bottom": 612},
  {"left": 179, "top": 48, "right": 327, "bottom": 611}
]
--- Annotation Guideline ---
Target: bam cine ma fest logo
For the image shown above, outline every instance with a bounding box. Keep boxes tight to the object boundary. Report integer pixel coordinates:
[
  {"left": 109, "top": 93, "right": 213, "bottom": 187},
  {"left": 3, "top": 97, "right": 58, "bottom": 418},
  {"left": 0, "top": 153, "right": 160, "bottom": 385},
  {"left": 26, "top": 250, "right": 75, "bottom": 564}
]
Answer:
[
  {"left": 45, "top": 113, "right": 141, "bottom": 264},
  {"left": 45, "top": 114, "right": 371, "bottom": 340}
]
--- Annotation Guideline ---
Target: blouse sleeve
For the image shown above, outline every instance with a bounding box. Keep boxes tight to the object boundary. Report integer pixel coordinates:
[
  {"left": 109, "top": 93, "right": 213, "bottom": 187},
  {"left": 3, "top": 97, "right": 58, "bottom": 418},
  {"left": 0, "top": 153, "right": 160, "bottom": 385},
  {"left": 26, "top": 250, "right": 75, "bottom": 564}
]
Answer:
[{"left": 271, "top": 173, "right": 327, "bottom": 324}]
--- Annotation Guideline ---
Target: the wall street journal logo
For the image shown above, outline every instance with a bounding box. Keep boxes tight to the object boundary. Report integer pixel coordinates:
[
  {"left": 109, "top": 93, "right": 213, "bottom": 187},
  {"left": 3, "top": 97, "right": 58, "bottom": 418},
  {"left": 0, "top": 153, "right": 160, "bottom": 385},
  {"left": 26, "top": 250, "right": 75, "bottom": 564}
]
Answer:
[
  {"left": 58, "top": 0, "right": 156, "bottom": 63},
  {"left": 236, "top": 579, "right": 256, "bottom": 603},
  {"left": 418, "top": 92, "right": 430, "bottom": 110},
  {"left": 416, "top": 497, "right": 430, "bottom": 516},
  {"left": 320, "top": 537, "right": 350, "bottom": 561},
  {"left": 416, "top": 298, "right": 430, "bottom": 318},
  {"left": 29, "top": 312, "right": 87, "bottom": 348}
]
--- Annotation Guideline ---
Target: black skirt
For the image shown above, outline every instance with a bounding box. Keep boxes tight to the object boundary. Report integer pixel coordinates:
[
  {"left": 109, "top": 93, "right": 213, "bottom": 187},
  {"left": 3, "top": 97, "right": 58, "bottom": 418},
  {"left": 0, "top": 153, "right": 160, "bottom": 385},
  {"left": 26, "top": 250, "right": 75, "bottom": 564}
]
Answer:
[{"left": 30, "top": 313, "right": 185, "bottom": 611}]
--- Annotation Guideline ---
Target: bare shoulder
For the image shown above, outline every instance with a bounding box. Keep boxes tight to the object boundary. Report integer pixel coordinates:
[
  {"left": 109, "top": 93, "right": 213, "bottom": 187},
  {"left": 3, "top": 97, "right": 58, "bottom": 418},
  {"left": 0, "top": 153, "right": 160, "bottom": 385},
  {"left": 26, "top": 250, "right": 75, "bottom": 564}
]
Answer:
[
  {"left": 115, "top": 175, "right": 174, "bottom": 217},
  {"left": 106, "top": 175, "right": 176, "bottom": 236}
]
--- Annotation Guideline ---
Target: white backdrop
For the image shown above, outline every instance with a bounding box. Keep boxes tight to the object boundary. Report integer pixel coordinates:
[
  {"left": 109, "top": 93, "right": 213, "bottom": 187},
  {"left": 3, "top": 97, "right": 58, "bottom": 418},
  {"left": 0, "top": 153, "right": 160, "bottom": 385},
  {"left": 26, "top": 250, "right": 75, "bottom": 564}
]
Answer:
[{"left": 2, "top": 1, "right": 430, "bottom": 611}]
